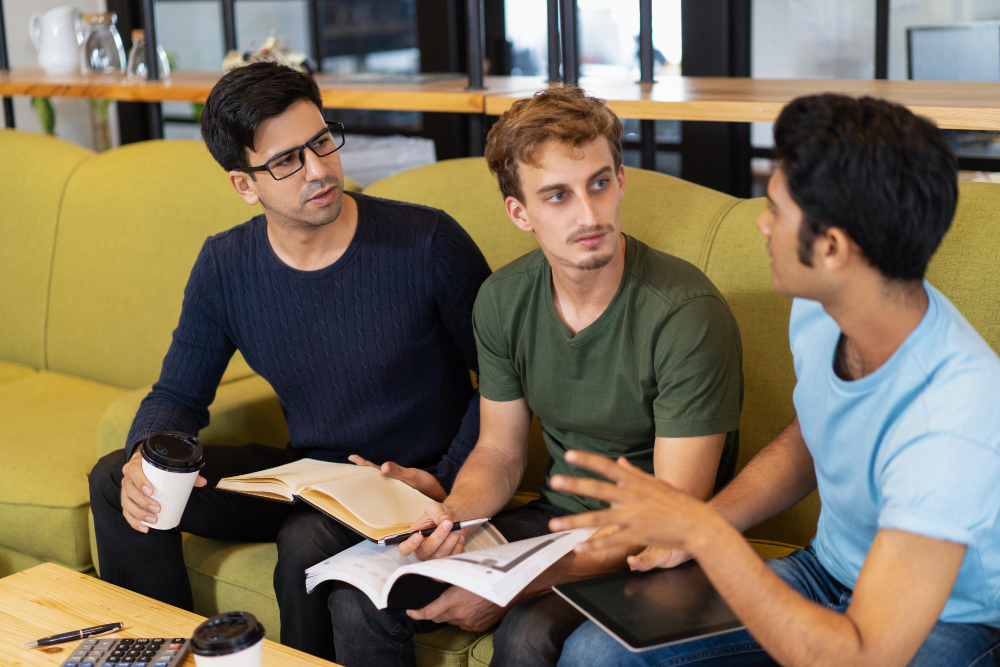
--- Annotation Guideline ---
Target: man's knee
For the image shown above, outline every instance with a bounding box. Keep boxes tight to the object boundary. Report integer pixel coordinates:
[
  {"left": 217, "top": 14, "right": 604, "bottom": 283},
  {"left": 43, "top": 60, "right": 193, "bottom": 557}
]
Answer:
[
  {"left": 492, "top": 594, "right": 584, "bottom": 667},
  {"left": 89, "top": 449, "right": 127, "bottom": 511},
  {"left": 274, "top": 508, "right": 360, "bottom": 590}
]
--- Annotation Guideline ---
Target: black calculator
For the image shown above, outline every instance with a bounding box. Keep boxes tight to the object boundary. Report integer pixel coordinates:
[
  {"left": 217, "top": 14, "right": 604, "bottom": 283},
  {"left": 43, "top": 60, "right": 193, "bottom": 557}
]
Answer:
[{"left": 59, "top": 636, "right": 190, "bottom": 667}]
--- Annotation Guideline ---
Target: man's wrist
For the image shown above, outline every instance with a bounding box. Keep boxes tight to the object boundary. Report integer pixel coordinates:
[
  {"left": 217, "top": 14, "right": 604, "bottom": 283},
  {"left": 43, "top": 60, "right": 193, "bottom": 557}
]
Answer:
[{"left": 681, "top": 504, "right": 736, "bottom": 560}]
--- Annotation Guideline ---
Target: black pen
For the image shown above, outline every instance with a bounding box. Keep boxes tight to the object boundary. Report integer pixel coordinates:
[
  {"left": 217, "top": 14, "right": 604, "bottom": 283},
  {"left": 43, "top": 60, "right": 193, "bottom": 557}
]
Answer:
[
  {"left": 377, "top": 518, "right": 490, "bottom": 546},
  {"left": 22, "top": 622, "right": 124, "bottom": 648}
]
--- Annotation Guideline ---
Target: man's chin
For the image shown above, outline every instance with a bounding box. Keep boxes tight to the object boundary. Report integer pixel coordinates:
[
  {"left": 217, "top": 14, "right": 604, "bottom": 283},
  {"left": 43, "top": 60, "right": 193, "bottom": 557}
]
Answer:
[{"left": 576, "top": 250, "right": 615, "bottom": 271}]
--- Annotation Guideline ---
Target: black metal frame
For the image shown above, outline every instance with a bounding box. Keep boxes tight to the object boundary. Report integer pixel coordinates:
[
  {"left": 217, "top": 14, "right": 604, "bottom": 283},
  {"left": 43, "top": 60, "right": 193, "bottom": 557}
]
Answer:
[
  {"left": 0, "top": 0, "right": 14, "bottom": 128},
  {"left": 242, "top": 121, "right": 346, "bottom": 179}
]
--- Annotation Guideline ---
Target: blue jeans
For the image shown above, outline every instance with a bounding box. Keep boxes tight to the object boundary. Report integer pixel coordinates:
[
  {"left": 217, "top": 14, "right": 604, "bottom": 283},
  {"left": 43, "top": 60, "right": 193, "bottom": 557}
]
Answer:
[{"left": 558, "top": 548, "right": 1000, "bottom": 667}]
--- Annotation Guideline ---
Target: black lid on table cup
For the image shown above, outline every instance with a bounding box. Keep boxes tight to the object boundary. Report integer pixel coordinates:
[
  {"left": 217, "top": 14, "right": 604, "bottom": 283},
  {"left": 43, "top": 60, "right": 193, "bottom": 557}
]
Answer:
[
  {"left": 191, "top": 611, "right": 265, "bottom": 657},
  {"left": 140, "top": 431, "right": 205, "bottom": 472}
]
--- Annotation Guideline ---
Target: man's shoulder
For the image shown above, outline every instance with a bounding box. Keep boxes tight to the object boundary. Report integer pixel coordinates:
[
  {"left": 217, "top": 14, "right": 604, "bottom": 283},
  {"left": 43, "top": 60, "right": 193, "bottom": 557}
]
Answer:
[
  {"left": 478, "top": 248, "right": 547, "bottom": 299},
  {"left": 630, "top": 238, "right": 730, "bottom": 313},
  {"left": 353, "top": 191, "right": 454, "bottom": 234},
  {"left": 202, "top": 214, "right": 264, "bottom": 256}
]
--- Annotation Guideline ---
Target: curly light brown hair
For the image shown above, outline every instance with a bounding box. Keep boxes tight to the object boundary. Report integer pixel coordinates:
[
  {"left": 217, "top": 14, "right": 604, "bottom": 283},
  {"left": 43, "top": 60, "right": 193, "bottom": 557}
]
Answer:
[{"left": 484, "top": 85, "right": 624, "bottom": 202}]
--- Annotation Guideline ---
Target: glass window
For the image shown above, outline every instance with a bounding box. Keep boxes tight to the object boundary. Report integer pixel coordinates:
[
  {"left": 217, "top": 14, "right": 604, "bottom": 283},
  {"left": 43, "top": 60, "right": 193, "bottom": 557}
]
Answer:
[
  {"left": 505, "top": 0, "right": 549, "bottom": 76},
  {"left": 888, "top": 0, "right": 1000, "bottom": 80},
  {"left": 317, "top": 0, "right": 418, "bottom": 74},
  {"left": 505, "top": 0, "right": 680, "bottom": 80},
  {"left": 235, "top": 0, "right": 312, "bottom": 56},
  {"left": 751, "top": 0, "right": 876, "bottom": 147}
]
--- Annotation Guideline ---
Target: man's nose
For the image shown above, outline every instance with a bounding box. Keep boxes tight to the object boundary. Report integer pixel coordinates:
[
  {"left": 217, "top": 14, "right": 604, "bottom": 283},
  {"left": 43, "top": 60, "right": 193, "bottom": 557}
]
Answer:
[
  {"left": 579, "top": 192, "right": 599, "bottom": 227},
  {"left": 756, "top": 211, "right": 771, "bottom": 238},
  {"left": 302, "top": 148, "right": 329, "bottom": 180}
]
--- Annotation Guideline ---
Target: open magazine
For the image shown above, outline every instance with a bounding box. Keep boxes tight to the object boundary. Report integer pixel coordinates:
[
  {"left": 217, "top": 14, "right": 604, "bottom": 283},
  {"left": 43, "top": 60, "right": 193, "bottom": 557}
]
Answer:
[{"left": 306, "top": 525, "right": 597, "bottom": 610}]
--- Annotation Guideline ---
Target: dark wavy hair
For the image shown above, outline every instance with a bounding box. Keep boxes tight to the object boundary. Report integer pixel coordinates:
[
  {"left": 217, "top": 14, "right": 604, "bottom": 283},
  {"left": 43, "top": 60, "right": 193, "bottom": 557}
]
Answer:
[
  {"left": 774, "top": 94, "right": 958, "bottom": 280},
  {"left": 201, "top": 61, "right": 323, "bottom": 172}
]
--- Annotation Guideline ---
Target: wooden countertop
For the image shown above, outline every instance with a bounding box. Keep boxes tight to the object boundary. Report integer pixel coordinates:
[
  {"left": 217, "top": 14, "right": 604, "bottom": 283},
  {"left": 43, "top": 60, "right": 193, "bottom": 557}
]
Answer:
[
  {"left": 486, "top": 76, "right": 1000, "bottom": 130},
  {"left": 0, "top": 562, "right": 339, "bottom": 667},
  {"left": 3, "top": 69, "right": 999, "bottom": 130}
]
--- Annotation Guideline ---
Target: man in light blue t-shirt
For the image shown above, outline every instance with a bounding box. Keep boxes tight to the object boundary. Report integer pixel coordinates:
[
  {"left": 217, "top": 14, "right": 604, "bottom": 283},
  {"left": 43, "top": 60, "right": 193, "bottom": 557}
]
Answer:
[{"left": 549, "top": 94, "right": 1000, "bottom": 667}]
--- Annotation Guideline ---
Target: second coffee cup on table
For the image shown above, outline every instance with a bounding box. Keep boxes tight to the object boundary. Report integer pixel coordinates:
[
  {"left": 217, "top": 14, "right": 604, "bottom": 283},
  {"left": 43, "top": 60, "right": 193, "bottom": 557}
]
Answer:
[
  {"left": 139, "top": 431, "right": 205, "bottom": 530},
  {"left": 191, "top": 611, "right": 265, "bottom": 667}
]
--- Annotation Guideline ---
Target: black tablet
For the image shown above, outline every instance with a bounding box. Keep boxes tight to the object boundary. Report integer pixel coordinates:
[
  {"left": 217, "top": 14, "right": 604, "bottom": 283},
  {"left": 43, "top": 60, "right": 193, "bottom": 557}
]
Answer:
[{"left": 553, "top": 561, "right": 744, "bottom": 652}]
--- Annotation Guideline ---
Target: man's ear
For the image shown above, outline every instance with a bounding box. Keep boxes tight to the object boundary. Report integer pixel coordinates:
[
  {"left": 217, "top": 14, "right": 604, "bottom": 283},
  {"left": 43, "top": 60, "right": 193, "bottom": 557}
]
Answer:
[
  {"left": 817, "top": 227, "right": 854, "bottom": 272},
  {"left": 228, "top": 170, "right": 260, "bottom": 206},
  {"left": 616, "top": 163, "right": 626, "bottom": 203},
  {"left": 505, "top": 195, "right": 533, "bottom": 233}
]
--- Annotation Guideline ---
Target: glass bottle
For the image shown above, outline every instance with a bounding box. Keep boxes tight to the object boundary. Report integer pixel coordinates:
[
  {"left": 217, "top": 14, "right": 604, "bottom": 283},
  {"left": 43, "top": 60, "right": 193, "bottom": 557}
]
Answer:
[
  {"left": 80, "top": 12, "right": 126, "bottom": 75},
  {"left": 127, "top": 29, "right": 171, "bottom": 81}
]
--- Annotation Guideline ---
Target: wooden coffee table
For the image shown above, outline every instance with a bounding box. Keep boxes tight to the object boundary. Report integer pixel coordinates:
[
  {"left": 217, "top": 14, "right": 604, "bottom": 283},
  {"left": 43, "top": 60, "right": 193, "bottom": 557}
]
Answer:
[{"left": 0, "top": 563, "right": 341, "bottom": 666}]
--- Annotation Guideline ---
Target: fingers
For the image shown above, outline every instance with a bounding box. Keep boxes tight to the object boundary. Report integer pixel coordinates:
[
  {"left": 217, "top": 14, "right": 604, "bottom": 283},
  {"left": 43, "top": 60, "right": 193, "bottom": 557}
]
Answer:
[
  {"left": 121, "top": 452, "right": 157, "bottom": 533},
  {"left": 348, "top": 454, "right": 378, "bottom": 469},
  {"left": 562, "top": 450, "right": 639, "bottom": 482},
  {"left": 413, "top": 519, "right": 465, "bottom": 560},
  {"left": 627, "top": 547, "right": 691, "bottom": 571},
  {"left": 549, "top": 474, "right": 624, "bottom": 505},
  {"left": 194, "top": 474, "right": 208, "bottom": 488}
]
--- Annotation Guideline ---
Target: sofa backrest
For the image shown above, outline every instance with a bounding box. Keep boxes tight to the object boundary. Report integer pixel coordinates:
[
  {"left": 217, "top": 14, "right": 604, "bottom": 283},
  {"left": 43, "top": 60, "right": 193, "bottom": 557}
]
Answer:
[
  {"left": 367, "top": 159, "right": 1000, "bottom": 549},
  {"left": 45, "top": 139, "right": 259, "bottom": 388},
  {"left": 0, "top": 131, "right": 92, "bottom": 369}
]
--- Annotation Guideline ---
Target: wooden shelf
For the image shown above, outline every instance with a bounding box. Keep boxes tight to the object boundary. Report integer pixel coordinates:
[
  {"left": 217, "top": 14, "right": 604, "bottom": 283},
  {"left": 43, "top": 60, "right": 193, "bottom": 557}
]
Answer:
[
  {"left": 0, "top": 69, "right": 536, "bottom": 114},
  {"left": 486, "top": 77, "right": 1000, "bottom": 131},
  {"left": 4, "top": 69, "right": 1000, "bottom": 130}
]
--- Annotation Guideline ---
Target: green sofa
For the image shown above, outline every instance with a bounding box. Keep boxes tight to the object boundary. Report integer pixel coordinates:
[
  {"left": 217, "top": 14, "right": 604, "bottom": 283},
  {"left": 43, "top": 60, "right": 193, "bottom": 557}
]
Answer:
[{"left": 4, "top": 127, "right": 1000, "bottom": 666}]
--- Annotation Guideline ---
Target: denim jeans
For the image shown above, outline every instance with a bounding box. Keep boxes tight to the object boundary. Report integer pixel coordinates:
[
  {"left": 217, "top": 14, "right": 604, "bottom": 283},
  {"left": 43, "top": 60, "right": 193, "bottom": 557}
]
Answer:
[{"left": 558, "top": 548, "right": 1000, "bottom": 667}]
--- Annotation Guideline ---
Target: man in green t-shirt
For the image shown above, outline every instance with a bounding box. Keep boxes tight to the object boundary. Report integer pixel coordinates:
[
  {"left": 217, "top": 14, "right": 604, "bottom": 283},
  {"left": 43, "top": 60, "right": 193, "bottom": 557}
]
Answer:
[{"left": 327, "top": 86, "right": 743, "bottom": 667}]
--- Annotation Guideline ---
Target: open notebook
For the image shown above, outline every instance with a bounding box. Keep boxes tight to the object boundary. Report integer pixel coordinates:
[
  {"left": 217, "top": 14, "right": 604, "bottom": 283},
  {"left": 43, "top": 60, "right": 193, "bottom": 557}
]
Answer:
[{"left": 216, "top": 459, "right": 434, "bottom": 542}]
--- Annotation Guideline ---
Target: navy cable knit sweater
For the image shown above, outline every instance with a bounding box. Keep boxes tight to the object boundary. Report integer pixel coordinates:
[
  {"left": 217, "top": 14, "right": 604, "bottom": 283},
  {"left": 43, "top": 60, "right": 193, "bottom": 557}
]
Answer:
[{"left": 126, "top": 193, "right": 492, "bottom": 489}]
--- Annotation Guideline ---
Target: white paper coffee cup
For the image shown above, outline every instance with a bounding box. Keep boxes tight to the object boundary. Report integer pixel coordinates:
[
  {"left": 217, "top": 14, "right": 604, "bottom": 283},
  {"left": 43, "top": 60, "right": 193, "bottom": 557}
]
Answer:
[
  {"left": 191, "top": 612, "right": 265, "bottom": 667},
  {"left": 139, "top": 432, "right": 205, "bottom": 531}
]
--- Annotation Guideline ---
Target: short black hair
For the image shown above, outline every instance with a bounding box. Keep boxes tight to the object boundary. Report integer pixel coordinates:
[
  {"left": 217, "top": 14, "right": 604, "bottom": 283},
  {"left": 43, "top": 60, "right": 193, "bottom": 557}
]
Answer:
[
  {"left": 201, "top": 61, "right": 323, "bottom": 172},
  {"left": 773, "top": 94, "right": 957, "bottom": 281}
]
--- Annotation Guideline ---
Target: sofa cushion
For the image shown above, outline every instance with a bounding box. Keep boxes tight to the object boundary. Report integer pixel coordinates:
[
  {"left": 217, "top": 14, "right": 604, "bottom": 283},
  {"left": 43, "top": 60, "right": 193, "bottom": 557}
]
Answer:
[
  {"left": 0, "top": 371, "right": 125, "bottom": 568},
  {"left": 0, "top": 360, "right": 36, "bottom": 384},
  {"left": 45, "top": 140, "right": 259, "bottom": 389},
  {"left": 926, "top": 182, "right": 1000, "bottom": 355},
  {"left": 0, "top": 131, "right": 92, "bottom": 369}
]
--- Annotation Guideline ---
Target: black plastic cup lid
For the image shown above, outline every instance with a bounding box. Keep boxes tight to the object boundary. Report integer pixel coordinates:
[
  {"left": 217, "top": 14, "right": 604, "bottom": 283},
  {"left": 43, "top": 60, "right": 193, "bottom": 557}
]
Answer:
[
  {"left": 140, "top": 431, "right": 204, "bottom": 472},
  {"left": 191, "top": 611, "right": 265, "bottom": 657}
]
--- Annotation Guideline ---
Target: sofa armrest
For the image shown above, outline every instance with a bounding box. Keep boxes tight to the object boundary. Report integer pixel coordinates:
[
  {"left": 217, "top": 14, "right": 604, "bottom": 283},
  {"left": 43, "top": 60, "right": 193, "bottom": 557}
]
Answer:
[{"left": 96, "top": 375, "right": 290, "bottom": 459}]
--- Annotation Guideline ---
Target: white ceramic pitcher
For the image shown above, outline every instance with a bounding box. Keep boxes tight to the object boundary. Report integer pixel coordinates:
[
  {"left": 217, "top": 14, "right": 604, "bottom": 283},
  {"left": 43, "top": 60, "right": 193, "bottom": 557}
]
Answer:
[{"left": 29, "top": 6, "right": 82, "bottom": 75}]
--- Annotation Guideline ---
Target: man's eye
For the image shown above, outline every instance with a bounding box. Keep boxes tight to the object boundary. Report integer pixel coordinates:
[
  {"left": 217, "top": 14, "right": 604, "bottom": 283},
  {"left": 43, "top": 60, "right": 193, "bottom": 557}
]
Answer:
[
  {"left": 593, "top": 179, "right": 608, "bottom": 189},
  {"left": 276, "top": 154, "right": 296, "bottom": 167},
  {"left": 547, "top": 192, "right": 566, "bottom": 203},
  {"left": 313, "top": 137, "right": 329, "bottom": 148}
]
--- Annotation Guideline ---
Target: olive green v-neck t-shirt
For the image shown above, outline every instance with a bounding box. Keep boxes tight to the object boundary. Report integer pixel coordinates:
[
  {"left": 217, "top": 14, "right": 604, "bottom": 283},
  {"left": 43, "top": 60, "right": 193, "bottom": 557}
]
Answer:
[{"left": 473, "top": 234, "right": 744, "bottom": 513}]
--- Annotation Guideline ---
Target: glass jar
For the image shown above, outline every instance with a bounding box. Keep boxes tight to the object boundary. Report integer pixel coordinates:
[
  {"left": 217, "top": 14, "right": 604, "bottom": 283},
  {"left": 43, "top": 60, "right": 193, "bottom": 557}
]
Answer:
[
  {"left": 80, "top": 12, "right": 126, "bottom": 75},
  {"left": 127, "top": 29, "right": 171, "bottom": 81}
]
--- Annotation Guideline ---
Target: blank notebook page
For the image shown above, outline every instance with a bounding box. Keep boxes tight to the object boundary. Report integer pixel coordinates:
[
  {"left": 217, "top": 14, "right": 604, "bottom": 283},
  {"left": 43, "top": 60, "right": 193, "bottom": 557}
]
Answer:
[{"left": 310, "top": 473, "right": 430, "bottom": 528}]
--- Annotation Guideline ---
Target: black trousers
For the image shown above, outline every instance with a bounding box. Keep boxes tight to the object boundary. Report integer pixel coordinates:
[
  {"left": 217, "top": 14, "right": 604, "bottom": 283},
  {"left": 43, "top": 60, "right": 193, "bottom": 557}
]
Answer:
[
  {"left": 89, "top": 444, "right": 363, "bottom": 663},
  {"left": 326, "top": 500, "right": 588, "bottom": 667}
]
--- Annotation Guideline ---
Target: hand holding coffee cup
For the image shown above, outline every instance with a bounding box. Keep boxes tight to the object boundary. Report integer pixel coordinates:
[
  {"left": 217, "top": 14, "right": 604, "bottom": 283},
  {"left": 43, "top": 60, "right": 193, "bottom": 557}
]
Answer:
[{"left": 120, "top": 432, "right": 206, "bottom": 532}]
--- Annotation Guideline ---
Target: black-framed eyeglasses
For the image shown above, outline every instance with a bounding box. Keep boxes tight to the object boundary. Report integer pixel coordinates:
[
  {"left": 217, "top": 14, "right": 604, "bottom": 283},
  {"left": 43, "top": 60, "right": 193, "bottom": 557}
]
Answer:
[{"left": 243, "top": 121, "right": 346, "bottom": 180}]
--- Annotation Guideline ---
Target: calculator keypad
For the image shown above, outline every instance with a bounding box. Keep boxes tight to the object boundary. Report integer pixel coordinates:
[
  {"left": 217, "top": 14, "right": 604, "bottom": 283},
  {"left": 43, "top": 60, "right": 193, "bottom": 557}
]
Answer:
[{"left": 58, "top": 637, "right": 189, "bottom": 667}]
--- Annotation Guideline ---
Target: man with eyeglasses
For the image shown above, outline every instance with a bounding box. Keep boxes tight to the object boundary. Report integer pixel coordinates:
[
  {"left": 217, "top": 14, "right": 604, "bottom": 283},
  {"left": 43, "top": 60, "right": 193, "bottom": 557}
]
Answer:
[{"left": 89, "top": 61, "right": 491, "bottom": 663}]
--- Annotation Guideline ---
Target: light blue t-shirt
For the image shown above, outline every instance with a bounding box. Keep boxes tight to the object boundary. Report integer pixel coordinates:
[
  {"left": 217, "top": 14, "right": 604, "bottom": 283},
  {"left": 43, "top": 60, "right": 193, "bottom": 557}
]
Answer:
[{"left": 791, "top": 282, "right": 1000, "bottom": 625}]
